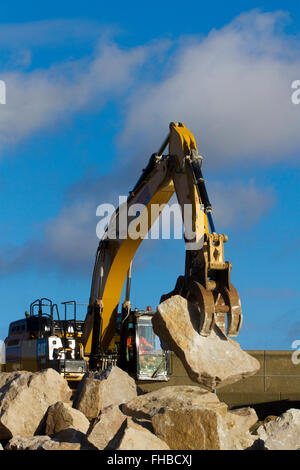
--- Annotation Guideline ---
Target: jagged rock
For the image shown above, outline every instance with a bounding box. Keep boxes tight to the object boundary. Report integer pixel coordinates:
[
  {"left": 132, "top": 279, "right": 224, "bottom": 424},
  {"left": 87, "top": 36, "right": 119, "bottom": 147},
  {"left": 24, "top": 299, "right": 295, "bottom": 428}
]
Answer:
[
  {"left": 43, "top": 440, "right": 82, "bottom": 450},
  {"left": 45, "top": 401, "right": 90, "bottom": 436},
  {"left": 153, "top": 295, "right": 260, "bottom": 390},
  {"left": 255, "top": 409, "right": 300, "bottom": 450},
  {"left": 5, "top": 431, "right": 96, "bottom": 450},
  {"left": 111, "top": 418, "right": 170, "bottom": 450},
  {"left": 122, "top": 385, "right": 226, "bottom": 419},
  {"left": 225, "top": 407, "right": 258, "bottom": 450},
  {"left": 152, "top": 406, "right": 229, "bottom": 450},
  {"left": 5, "top": 435, "right": 53, "bottom": 450},
  {"left": 73, "top": 366, "right": 137, "bottom": 420},
  {"left": 87, "top": 405, "right": 127, "bottom": 450},
  {"left": 0, "top": 369, "right": 72, "bottom": 439}
]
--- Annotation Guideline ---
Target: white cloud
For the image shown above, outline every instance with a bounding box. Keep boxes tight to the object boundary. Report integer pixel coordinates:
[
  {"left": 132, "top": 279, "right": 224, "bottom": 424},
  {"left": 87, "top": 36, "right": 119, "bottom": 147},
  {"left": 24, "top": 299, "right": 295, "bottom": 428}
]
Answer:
[
  {"left": 119, "top": 10, "right": 300, "bottom": 169},
  {"left": 2, "top": 11, "right": 300, "bottom": 167},
  {"left": 0, "top": 11, "right": 290, "bottom": 274},
  {"left": 0, "top": 39, "right": 152, "bottom": 155}
]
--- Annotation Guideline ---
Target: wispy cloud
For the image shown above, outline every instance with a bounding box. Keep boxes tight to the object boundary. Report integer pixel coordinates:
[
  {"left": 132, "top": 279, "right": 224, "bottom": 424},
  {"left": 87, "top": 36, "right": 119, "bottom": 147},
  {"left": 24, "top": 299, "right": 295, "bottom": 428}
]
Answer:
[
  {"left": 0, "top": 39, "right": 152, "bottom": 155},
  {"left": 1, "top": 11, "right": 300, "bottom": 166}
]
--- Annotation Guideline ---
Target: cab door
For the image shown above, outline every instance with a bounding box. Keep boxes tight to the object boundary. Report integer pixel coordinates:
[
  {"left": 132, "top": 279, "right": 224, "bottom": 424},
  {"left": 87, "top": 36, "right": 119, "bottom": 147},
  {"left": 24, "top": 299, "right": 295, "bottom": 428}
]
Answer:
[{"left": 36, "top": 338, "right": 49, "bottom": 370}]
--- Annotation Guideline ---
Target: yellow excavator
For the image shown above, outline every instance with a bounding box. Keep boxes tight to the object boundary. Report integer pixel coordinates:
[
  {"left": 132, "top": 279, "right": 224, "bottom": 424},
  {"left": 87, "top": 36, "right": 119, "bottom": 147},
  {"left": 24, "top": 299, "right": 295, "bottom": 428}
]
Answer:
[
  {"left": 4, "top": 122, "right": 242, "bottom": 384},
  {"left": 82, "top": 122, "right": 242, "bottom": 380}
]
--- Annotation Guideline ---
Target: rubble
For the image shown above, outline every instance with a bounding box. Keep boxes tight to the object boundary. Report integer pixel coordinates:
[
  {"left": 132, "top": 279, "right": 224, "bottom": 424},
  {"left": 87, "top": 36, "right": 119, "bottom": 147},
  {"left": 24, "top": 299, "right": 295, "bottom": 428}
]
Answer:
[
  {"left": 73, "top": 366, "right": 137, "bottom": 420},
  {"left": 0, "top": 369, "right": 72, "bottom": 439},
  {"left": 5, "top": 435, "right": 53, "bottom": 450},
  {"left": 153, "top": 295, "right": 260, "bottom": 390},
  {"left": 5, "top": 430, "right": 96, "bottom": 450},
  {"left": 1, "top": 365, "right": 300, "bottom": 451},
  {"left": 255, "top": 409, "right": 300, "bottom": 450}
]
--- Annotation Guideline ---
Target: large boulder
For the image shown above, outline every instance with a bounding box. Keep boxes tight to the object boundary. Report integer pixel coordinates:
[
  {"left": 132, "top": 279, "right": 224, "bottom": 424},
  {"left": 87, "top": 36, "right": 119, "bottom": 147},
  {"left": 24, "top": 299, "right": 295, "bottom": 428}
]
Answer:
[
  {"left": 45, "top": 402, "right": 90, "bottom": 436},
  {"left": 153, "top": 295, "right": 260, "bottom": 390},
  {"left": 0, "top": 369, "right": 72, "bottom": 439},
  {"left": 73, "top": 366, "right": 137, "bottom": 420},
  {"left": 152, "top": 404, "right": 258, "bottom": 450},
  {"left": 122, "top": 385, "right": 226, "bottom": 420},
  {"left": 87, "top": 405, "right": 127, "bottom": 450},
  {"left": 255, "top": 409, "right": 300, "bottom": 450},
  {"left": 111, "top": 418, "right": 170, "bottom": 450}
]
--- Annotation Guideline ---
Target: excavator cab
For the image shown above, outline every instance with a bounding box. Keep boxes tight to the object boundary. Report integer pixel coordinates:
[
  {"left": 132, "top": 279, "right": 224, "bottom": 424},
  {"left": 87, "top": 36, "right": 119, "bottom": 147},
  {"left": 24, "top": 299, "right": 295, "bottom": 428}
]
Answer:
[{"left": 119, "top": 308, "right": 170, "bottom": 382}]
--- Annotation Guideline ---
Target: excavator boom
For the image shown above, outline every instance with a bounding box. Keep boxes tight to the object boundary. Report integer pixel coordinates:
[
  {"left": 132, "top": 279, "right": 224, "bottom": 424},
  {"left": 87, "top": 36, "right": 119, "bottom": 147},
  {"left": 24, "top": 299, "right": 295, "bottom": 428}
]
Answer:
[{"left": 83, "top": 123, "right": 242, "bottom": 369}]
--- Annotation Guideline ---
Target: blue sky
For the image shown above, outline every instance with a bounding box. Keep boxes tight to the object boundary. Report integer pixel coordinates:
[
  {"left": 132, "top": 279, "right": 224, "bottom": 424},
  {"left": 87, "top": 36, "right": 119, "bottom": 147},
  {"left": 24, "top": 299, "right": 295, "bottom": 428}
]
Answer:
[{"left": 0, "top": 1, "right": 299, "bottom": 350}]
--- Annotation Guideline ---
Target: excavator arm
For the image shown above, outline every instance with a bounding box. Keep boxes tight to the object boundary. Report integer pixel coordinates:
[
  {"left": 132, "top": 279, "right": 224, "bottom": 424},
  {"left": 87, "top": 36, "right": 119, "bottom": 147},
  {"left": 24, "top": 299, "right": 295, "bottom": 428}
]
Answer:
[{"left": 82, "top": 123, "right": 242, "bottom": 368}]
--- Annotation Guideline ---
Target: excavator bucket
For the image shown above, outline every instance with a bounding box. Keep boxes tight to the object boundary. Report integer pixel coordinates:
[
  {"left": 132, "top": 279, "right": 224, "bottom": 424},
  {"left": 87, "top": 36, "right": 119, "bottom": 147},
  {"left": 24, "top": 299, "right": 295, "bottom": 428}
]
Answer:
[
  {"left": 186, "top": 233, "right": 243, "bottom": 338},
  {"left": 161, "top": 234, "right": 243, "bottom": 339}
]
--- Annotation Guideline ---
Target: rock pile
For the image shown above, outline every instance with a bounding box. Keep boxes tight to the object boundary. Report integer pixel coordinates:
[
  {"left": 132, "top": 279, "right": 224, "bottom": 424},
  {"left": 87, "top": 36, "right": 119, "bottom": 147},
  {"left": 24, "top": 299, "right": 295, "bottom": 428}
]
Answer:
[
  {"left": 0, "top": 366, "right": 299, "bottom": 450},
  {"left": 0, "top": 366, "right": 263, "bottom": 451}
]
